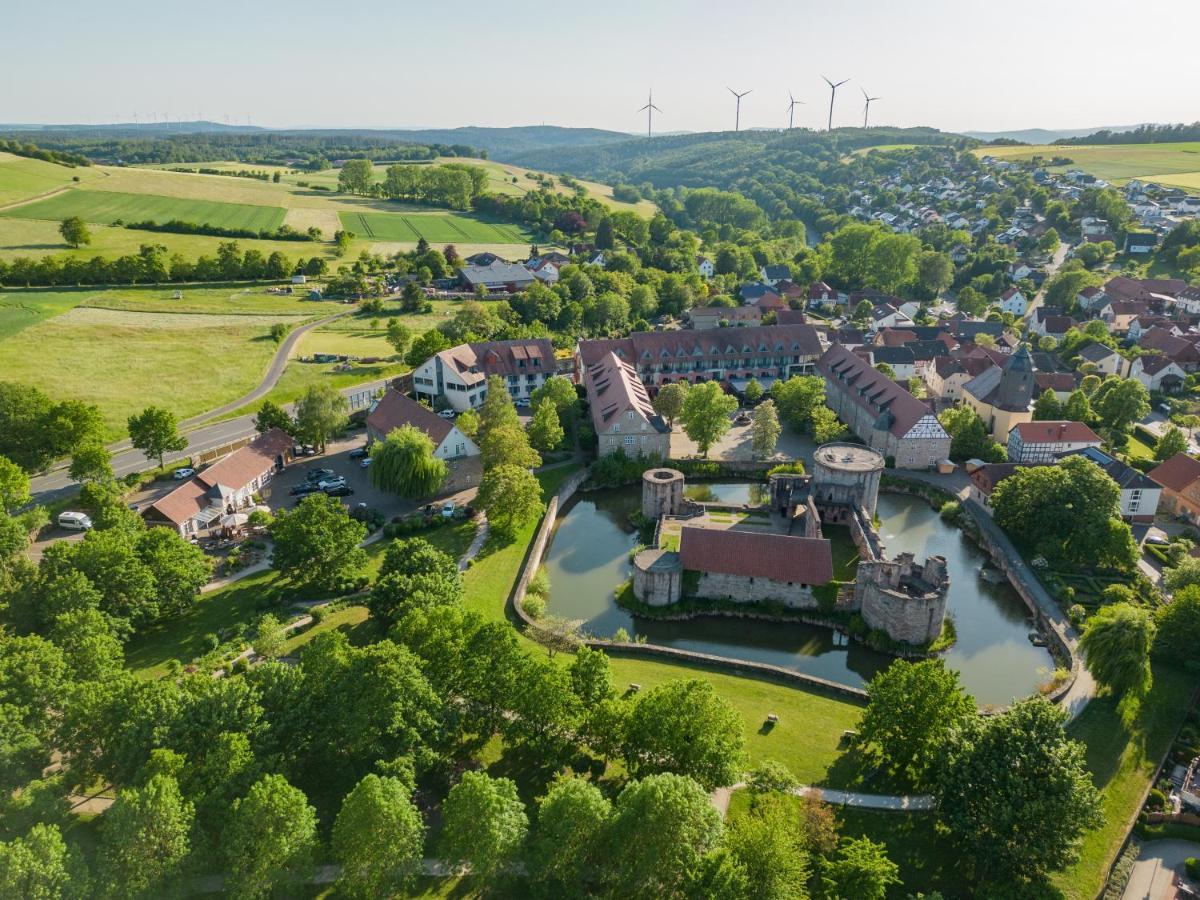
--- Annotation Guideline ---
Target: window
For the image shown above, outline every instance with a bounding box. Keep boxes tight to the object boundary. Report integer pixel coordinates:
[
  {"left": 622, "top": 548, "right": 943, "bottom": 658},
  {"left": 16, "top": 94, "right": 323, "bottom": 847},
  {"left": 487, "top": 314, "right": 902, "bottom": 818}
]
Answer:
[{"left": 624, "top": 435, "right": 635, "bottom": 447}]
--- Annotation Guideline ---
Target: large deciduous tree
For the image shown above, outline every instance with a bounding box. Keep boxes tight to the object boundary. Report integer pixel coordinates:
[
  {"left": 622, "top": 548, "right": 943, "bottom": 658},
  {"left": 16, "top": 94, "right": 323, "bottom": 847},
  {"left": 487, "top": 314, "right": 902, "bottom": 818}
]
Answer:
[
  {"left": 934, "top": 697, "right": 1103, "bottom": 886},
  {"left": 652, "top": 381, "right": 689, "bottom": 428},
  {"left": 1092, "top": 376, "right": 1150, "bottom": 443},
  {"left": 0, "top": 824, "right": 88, "bottom": 899},
  {"left": 368, "top": 425, "right": 447, "bottom": 499},
  {"left": 224, "top": 774, "right": 319, "bottom": 899},
  {"left": 1153, "top": 585, "right": 1200, "bottom": 664},
  {"left": 332, "top": 774, "right": 424, "bottom": 899},
  {"left": 476, "top": 464, "right": 542, "bottom": 538},
  {"left": 268, "top": 494, "right": 367, "bottom": 590},
  {"left": 528, "top": 777, "right": 612, "bottom": 897},
  {"left": 127, "top": 406, "right": 187, "bottom": 471},
  {"left": 750, "top": 399, "right": 781, "bottom": 459},
  {"left": 439, "top": 772, "right": 528, "bottom": 881},
  {"left": 821, "top": 837, "right": 901, "bottom": 900},
  {"left": 0, "top": 456, "right": 30, "bottom": 513},
  {"left": 252, "top": 400, "right": 294, "bottom": 435},
  {"left": 58, "top": 216, "right": 91, "bottom": 248},
  {"left": 680, "top": 381, "right": 737, "bottom": 457},
  {"left": 527, "top": 398, "right": 564, "bottom": 453},
  {"left": 294, "top": 384, "right": 347, "bottom": 452},
  {"left": 97, "top": 774, "right": 194, "bottom": 898},
  {"left": 769, "top": 375, "right": 825, "bottom": 432},
  {"left": 1080, "top": 602, "right": 1155, "bottom": 698},
  {"left": 938, "top": 405, "right": 1005, "bottom": 462}
]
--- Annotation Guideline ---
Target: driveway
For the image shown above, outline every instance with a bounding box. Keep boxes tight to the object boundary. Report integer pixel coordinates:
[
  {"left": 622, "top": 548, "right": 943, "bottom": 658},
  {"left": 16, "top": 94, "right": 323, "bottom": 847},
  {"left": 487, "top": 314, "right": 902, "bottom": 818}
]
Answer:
[
  {"left": 1122, "top": 840, "right": 1200, "bottom": 900},
  {"left": 669, "top": 418, "right": 816, "bottom": 463}
]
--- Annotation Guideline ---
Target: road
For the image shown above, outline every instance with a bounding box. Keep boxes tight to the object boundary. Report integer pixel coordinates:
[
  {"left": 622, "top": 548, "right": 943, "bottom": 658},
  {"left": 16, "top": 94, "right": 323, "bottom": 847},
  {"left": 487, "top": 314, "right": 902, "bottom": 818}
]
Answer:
[
  {"left": 1023, "top": 239, "right": 1072, "bottom": 324},
  {"left": 1122, "top": 839, "right": 1200, "bottom": 900}
]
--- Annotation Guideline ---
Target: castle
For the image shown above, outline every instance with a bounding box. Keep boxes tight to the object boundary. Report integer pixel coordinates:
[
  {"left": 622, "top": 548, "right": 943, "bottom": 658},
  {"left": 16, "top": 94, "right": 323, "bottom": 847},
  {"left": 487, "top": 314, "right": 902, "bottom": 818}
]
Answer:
[{"left": 632, "top": 444, "right": 950, "bottom": 647}]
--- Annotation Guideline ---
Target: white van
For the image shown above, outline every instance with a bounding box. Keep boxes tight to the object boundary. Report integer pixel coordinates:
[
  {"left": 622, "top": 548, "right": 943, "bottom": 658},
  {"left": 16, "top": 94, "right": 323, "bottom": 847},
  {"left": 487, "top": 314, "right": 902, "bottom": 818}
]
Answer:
[{"left": 58, "top": 511, "right": 93, "bottom": 531}]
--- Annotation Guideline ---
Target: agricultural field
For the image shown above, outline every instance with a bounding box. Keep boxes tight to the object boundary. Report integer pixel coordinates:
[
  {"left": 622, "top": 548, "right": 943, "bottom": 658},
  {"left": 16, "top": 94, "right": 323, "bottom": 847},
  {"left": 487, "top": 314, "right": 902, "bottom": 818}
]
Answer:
[
  {"left": 0, "top": 151, "right": 103, "bottom": 206},
  {"left": 976, "top": 141, "right": 1200, "bottom": 187},
  {"left": 337, "top": 209, "right": 529, "bottom": 243},
  {"left": 0, "top": 188, "right": 286, "bottom": 231}
]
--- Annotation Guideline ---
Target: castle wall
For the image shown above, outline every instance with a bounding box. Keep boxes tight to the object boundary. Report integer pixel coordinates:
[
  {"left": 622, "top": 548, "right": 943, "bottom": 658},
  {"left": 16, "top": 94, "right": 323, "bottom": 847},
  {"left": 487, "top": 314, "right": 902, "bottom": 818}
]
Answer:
[
  {"left": 642, "top": 468, "right": 685, "bottom": 520},
  {"left": 854, "top": 554, "right": 949, "bottom": 645},
  {"left": 633, "top": 560, "right": 681, "bottom": 606},
  {"left": 691, "top": 571, "right": 817, "bottom": 609}
]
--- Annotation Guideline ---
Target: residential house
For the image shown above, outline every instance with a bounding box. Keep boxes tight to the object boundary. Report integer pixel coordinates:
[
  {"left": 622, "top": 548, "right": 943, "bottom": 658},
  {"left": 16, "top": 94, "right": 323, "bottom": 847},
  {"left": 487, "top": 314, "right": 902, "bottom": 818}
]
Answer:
[
  {"left": 1077, "top": 342, "right": 1126, "bottom": 377},
  {"left": 866, "top": 346, "right": 917, "bottom": 380},
  {"left": 924, "top": 356, "right": 995, "bottom": 403},
  {"left": 411, "top": 338, "right": 555, "bottom": 411},
  {"left": 963, "top": 344, "right": 1037, "bottom": 441},
  {"left": 143, "top": 429, "right": 294, "bottom": 538},
  {"left": 1007, "top": 261, "right": 1035, "bottom": 282},
  {"left": 967, "top": 462, "right": 1020, "bottom": 512},
  {"left": 1030, "top": 309, "right": 1075, "bottom": 341},
  {"left": 807, "top": 281, "right": 839, "bottom": 306},
  {"left": 526, "top": 258, "right": 560, "bottom": 284},
  {"left": 999, "top": 287, "right": 1028, "bottom": 316},
  {"left": 457, "top": 262, "right": 536, "bottom": 293},
  {"left": 1128, "top": 354, "right": 1187, "bottom": 393},
  {"left": 1154, "top": 452, "right": 1200, "bottom": 524},
  {"left": 1080, "top": 216, "right": 1109, "bottom": 237},
  {"left": 869, "top": 303, "right": 915, "bottom": 329},
  {"left": 760, "top": 264, "right": 791, "bottom": 285},
  {"left": 1033, "top": 371, "right": 1080, "bottom": 401},
  {"left": 1138, "top": 327, "right": 1200, "bottom": 372},
  {"left": 1076, "top": 286, "right": 1106, "bottom": 313},
  {"left": 1177, "top": 287, "right": 1200, "bottom": 316},
  {"left": 739, "top": 282, "right": 781, "bottom": 305},
  {"left": 1006, "top": 421, "right": 1102, "bottom": 464},
  {"left": 365, "top": 389, "right": 479, "bottom": 460},
  {"left": 817, "top": 344, "right": 951, "bottom": 469},
  {"left": 464, "top": 251, "right": 504, "bottom": 266},
  {"left": 582, "top": 351, "right": 672, "bottom": 458},
  {"left": 949, "top": 243, "right": 970, "bottom": 264},
  {"left": 1060, "top": 447, "right": 1160, "bottom": 522},
  {"left": 697, "top": 256, "right": 716, "bottom": 279},
  {"left": 1125, "top": 232, "right": 1159, "bottom": 255},
  {"left": 688, "top": 305, "right": 762, "bottom": 330}
]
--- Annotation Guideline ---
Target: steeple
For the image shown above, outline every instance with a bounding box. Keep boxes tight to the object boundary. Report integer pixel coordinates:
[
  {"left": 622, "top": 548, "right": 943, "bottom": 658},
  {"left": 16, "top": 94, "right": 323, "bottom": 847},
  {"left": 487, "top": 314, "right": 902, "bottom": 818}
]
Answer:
[{"left": 994, "top": 343, "right": 1036, "bottom": 412}]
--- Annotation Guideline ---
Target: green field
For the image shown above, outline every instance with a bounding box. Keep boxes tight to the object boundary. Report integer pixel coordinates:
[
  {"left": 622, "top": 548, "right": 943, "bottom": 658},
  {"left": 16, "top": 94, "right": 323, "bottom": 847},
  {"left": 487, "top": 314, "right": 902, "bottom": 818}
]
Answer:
[
  {"left": 977, "top": 141, "right": 1200, "bottom": 187},
  {"left": 0, "top": 152, "right": 103, "bottom": 206},
  {"left": 338, "top": 210, "right": 529, "bottom": 243},
  {"left": 0, "top": 188, "right": 286, "bottom": 231}
]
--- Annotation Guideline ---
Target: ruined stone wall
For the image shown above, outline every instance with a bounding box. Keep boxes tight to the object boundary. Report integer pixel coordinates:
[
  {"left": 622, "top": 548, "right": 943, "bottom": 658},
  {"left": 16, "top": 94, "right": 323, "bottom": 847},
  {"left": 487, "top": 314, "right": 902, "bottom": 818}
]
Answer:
[
  {"left": 692, "top": 571, "right": 817, "bottom": 609},
  {"left": 855, "top": 554, "right": 949, "bottom": 645},
  {"left": 642, "top": 468, "right": 685, "bottom": 520}
]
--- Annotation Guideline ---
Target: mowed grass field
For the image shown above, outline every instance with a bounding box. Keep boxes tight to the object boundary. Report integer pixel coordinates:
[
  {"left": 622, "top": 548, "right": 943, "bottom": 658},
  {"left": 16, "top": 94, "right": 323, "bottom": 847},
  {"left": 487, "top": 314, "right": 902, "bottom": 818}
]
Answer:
[
  {"left": 338, "top": 209, "right": 529, "bottom": 243},
  {"left": 976, "top": 141, "right": 1200, "bottom": 186},
  {"left": 0, "top": 188, "right": 286, "bottom": 230},
  {"left": 0, "top": 152, "right": 103, "bottom": 206}
]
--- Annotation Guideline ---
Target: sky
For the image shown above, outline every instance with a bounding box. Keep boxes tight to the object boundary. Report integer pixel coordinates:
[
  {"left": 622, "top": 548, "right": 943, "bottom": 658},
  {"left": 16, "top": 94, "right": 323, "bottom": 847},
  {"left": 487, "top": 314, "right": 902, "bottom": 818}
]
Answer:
[{"left": 7, "top": 0, "right": 1200, "bottom": 136}]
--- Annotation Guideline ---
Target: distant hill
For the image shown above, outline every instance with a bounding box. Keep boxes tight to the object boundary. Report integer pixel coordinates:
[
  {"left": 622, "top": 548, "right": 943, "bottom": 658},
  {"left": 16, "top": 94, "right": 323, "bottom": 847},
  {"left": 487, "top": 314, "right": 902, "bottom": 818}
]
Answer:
[
  {"left": 0, "top": 123, "right": 633, "bottom": 160},
  {"left": 962, "top": 125, "right": 1148, "bottom": 144}
]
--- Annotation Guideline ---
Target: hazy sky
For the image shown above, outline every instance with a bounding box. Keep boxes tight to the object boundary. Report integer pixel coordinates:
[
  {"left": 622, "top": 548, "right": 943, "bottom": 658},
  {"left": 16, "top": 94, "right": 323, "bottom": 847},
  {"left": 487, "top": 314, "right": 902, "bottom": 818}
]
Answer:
[{"left": 8, "top": 0, "right": 1200, "bottom": 135}]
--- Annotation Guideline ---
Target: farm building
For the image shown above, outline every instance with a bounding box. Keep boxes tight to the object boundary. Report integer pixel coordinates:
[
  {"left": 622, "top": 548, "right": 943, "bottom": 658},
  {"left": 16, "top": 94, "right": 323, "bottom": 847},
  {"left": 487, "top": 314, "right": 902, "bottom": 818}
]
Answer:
[{"left": 457, "top": 262, "right": 536, "bottom": 293}]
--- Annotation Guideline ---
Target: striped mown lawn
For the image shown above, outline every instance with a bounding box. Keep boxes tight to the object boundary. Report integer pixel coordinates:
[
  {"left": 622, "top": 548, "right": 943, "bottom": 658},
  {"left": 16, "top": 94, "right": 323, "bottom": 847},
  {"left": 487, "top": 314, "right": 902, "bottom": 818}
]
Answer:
[
  {"left": 338, "top": 210, "right": 529, "bottom": 244},
  {"left": 0, "top": 188, "right": 286, "bottom": 231}
]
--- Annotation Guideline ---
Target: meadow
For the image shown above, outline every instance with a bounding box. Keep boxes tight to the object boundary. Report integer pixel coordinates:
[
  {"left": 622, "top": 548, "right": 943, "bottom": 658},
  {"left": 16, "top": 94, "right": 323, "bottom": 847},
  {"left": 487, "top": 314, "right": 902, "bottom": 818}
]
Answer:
[
  {"left": 0, "top": 188, "right": 287, "bottom": 231},
  {"left": 337, "top": 209, "right": 529, "bottom": 243},
  {"left": 0, "top": 152, "right": 103, "bottom": 206},
  {"left": 977, "top": 141, "right": 1200, "bottom": 186}
]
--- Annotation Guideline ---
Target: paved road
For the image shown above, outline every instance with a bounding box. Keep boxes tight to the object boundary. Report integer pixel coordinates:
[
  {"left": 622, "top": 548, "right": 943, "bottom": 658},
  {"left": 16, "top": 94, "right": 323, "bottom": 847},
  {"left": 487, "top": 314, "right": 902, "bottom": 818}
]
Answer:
[
  {"left": 1122, "top": 839, "right": 1200, "bottom": 900},
  {"left": 710, "top": 781, "right": 933, "bottom": 818},
  {"left": 1023, "top": 240, "right": 1071, "bottom": 324}
]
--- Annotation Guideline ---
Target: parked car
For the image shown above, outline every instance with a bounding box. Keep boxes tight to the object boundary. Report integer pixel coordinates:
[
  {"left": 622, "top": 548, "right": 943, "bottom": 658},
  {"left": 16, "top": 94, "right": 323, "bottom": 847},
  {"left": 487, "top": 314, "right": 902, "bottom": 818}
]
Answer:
[
  {"left": 515, "top": 398, "right": 530, "bottom": 408},
  {"left": 293, "top": 445, "right": 317, "bottom": 457},
  {"left": 306, "top": 468, "right": 336, "bottom": 484},
  {"left": 441, "top": 501, "right": 456, "bottom": 518},
  {"left": 1145, "top": 534, "right": 1170, "bottom": 546},
  {"left": 437, "top": 409, "right": 456, "bottom": 419},
  {"left": 172, "top": 467, "right": 196, "bottom": 480},
  {"left": 348, "top": 447, "right": 369, "bottom": 460},
  {"left": 289, "top": 482, "right": 323, "bottom": 496},
  {"left": 360, "top": 457, "right": 372, "bottom": 468},
  {"left": 317, "top": 477, "right": 347, "bottom": 491},
  {"left": 58, "top": 511, "right": 93, "bottom": 531},
  {"left": 324, "top": 484, "right": 354, "bottom": 497}
]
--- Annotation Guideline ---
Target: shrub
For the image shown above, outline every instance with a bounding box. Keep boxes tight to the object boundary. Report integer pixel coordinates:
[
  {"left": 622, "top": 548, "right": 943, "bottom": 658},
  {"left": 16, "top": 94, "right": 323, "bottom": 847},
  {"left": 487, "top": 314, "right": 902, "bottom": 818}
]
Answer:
[
  {"left": 522, "top": 595, "right": 546, "bottom": 619},
  {"left": 766, "top": 460, "right": 806, "bottom": 477},
  {"left": 939, "top": 500, "right": 961, "bottom": 523},
  {"left": 1146, "top": 788, "right": 1166, "bottom": 811},
  {"left": 1187, "top": 857, "right": 1199, "bottom": 880},
  {"left": 309, "top": 605, "right": 328, "bottom": 625},
  {"left": 1068, "top": 603, "right": 1087, "bottom": 625},
  {"left": 1060, "top": 586, "right": 1076, "bottom": 602}
]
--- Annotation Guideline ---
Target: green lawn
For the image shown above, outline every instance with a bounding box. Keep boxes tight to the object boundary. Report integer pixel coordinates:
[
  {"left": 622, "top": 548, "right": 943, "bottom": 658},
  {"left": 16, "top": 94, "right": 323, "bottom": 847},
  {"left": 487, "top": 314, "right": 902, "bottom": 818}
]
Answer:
[
  {"left": 78, "top": 284, "right": 339, "bottom": 316},
  {"left": 0, "top": 152, "right": 102, "bottom": 206},
  {"left": 0, "top": 288, "right": 93, "bottom": 340},
  {"left": 0, "top": 305, "right": 299, "bottom": 437},
  {"left": 975, "top": 142, "right": 1200, "bottom": 186},
  {"left": 277, "top": 604, "right": 372, "bottom": 657},
  {"left": 1124, "top": 434, "right": 1156, "bottom": 463},
  {"left": 0, "top": 188, "right": 287, "bottom": 231},
  {"left": 338, "top": 210, "right": 529, "bottom": 244}
]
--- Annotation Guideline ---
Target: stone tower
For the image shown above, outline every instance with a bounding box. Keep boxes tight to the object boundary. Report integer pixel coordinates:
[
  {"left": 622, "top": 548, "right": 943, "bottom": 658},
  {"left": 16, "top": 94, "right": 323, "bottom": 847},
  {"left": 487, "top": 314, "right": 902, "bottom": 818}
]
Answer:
[
  {"left": 994, "top": 343, "right": 1036, "bottom": 413},
  {"left": 642, "top": 468, "right": 685, "bottom": 520}
]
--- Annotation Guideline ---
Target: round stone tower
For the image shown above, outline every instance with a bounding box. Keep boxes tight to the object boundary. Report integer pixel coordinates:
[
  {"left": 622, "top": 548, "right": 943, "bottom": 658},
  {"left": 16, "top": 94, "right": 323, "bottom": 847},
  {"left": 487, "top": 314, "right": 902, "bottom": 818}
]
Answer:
[
  {"left": 642, "top": 468, "right": 685, "bottom": 520},
  {"left": 811, "top": 443, "right": 886, "bottom": 520}
]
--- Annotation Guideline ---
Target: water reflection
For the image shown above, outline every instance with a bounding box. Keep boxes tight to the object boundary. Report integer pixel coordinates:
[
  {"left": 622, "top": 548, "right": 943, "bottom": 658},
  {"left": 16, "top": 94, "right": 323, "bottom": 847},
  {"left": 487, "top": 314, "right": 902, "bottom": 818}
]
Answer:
[{"left": 545, "top": 484, "right": 1053, "bottom": 705}]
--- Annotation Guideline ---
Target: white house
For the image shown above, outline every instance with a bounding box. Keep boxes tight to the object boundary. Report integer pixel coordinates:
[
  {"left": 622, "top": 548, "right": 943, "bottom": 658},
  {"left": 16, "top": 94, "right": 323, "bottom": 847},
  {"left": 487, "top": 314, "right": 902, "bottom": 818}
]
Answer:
[
  {"left": 697, "top": 256, "right": 715, "bottom": 278},
  {"left": 999, "top": 287, "right": 1028, "bottom": 316},
  {"left": 1007, "top": 261, "right": 1035, "bottom": 282},
  {"left": 760, "top": 264, "right": 791, "bottom": 285},
  {"left": 526, "top": 258, "right": 560, "bottom": 284},
  {"left": 1129, "top": 355, "right": 1187, "bottom": 392},
  {"left": 366, "top": 389, "right": 479, "bottom": 460},
  {"left": 1081, "top": 216, "right": 1109, "bottom": 237},
  {"left": 1076, "top": 342, "right": 1125, "bottom": 377},
  {"left": 1006, "top": 421, "right": 1102, "bottom": 464},
  {"left": 411, "top": 339, "right": 556, "bottom": 412}
]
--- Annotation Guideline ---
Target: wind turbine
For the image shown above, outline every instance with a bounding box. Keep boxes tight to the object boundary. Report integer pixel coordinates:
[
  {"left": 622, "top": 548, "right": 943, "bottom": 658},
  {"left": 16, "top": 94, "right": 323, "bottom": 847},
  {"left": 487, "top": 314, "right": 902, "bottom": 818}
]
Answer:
[
  {"left": 861, "top": 88, "right": 881, "bottom": 128},
  {"left": 822, "top": 76, "right": 849, "bottom": 131},
  {"left": 639, "top": 90, "right": 662, "bottom": 138},
  {"left": 728, "top": 87, "right": 752, "bottom": 132},
  {"left": 785, "top": 92, "right": 805, "bottom": 129}
]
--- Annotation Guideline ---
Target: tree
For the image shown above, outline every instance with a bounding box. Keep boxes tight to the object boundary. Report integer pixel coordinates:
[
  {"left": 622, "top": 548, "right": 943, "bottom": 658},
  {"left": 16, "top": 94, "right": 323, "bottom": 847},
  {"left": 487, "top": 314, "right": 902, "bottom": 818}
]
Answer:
[
  {"left": 723, "top": 793, "right": 811, "bottom": 900},
  {"left": 750, "top": 399, "right": 781, "bottom": 459},
  {"left": 916, "top": 250, "right": 954, "bottom": 298},
  {"left": 934, "top": 697, "right": 1103, "bottom": 886},
  {"left": 0, "top": 456, "right": 30, "bottom": 513},
  {"left": 385, "top": 320, "right": 412, "bottom": 358},
  {"left": 528, "top": 777, "right": 611, "bottom": 897},
  {"left": 938, "top": 405, "right": 1004, "bottom": 463},
  {"left": 225, "top": 775, "right": 318, "bottom": 900},
  {"left": 337, "top": 159, "right": 374, "bottom": 195},
  {"left": 368, "top": 425, "right": 447, "bottom": 499},
  {"left": 1153, "top": 584, "right": 1200, "bottom": 664},
  {"left": 269, "top": 494, "right": 367, "bottom": 590},
  {"left": 821, "top": 837, "right": 901, "bottom": 900},
  {"left": 858, "top": 659, "right": 975, "bottom": 789},
  {"left": 479, "top": 422, "right": 539, "bottom": 471},
  {"left": 605, "top": 774, "right": 723, "bottom": 898},
  {"left": 1164, "top": 557, "right": 1200, "bottom": 594},
  {"left": 1062, "top": 389, "right": 1093, "bottom": 423},
  {"left": 294, "top": 384, "right": 347, "bottom": 452},
  {"left": 623, "top": 679, "right": 745, "bottom": 790},
  {"left": 58, "top": 216, "right": 90, "bottom": 248},
  {"left": 97, "top": 774, "right": 193, "bottom": 898},
  {"left": 1080, "top": 602, "right": 1155, "bottom": 698},
  {"left": 595, "top": 217, "right": 615, "bottom": 250},
  {"left": 852, "top": 299, "right": 874, "bottom": 322},
  {"left": 770, "top": 375, "right": 825, "bottom": 431},
  {"left": 253, "top": 613, "right": 286, "bottom": 660},
  {"left": 527, "top": 398, "right": 564, "bottom": 453},
  {"left": 568, "top": 645, "right": 615, "bottom": 707},
  {"left": 1092, "top": 376, "right": 1150, "bottom": 443},
  {"left": 680, "top": 381, "right": 737, "bottom": 458},
  {"left": 653, "top": 381, "right": 689, "bottom": 429},
  {"left": 439, "top": 772, "right": 528, "bottom": 881},
  {"left": 456, "top": 407, "right": 480, "bottom": 438},
  {"left": 127, "top": 406, "right": 186, "bottom": 470},
  {"left": 742, "top": 378, "right": 764, "bottom": 404},
  {"left": 1155, "top": 425, "right": 1188, "bottom": 461},
  {"left": 67, "top": 442, "right": 112, "bottom": 486},
  {"left": 812, "top": 405, "right": 849, "bottom": 444},
  {"left": 531, "top": 375, "right": 580, "bottom": 425},
  {"left": 1033, "top": 389, "right": 1063, "bottom": 421},
  {"left": 991, "top": 455, "right": 1136, "bottom": 569},
  {"left": 0, "top": 824, "right": 88, "bottom": 899},
  {"left": 332, "top": 774, "right": 424, "bottom": 899},
  {"left": 252, "top": 400, "right": 294, "bottom": 435},
  {"left": 477, "top": 464, "right": 542, "bottom": 538}
]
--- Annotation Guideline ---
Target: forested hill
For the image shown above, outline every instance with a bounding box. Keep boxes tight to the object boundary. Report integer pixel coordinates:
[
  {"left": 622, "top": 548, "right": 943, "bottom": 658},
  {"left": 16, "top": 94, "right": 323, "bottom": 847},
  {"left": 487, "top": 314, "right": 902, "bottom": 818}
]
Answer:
[
  {"left": 1055, "top": 122, "right": 1200, "bottom": 145},
  {"left": 507, "top": 126, "right": 965, "bottom": 191}
]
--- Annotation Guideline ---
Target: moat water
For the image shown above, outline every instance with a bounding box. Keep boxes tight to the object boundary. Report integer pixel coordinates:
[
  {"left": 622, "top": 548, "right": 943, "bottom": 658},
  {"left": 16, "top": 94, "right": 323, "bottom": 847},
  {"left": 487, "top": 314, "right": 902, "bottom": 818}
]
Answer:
[{"left": 544, "top": 483, "right": 1054, "bottom": 706}]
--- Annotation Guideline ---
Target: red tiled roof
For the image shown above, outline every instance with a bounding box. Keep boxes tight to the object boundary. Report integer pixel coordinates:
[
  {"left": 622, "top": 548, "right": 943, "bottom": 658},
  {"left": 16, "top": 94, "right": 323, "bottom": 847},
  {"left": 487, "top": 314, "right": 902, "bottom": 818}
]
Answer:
[
  {"left": 969, "top": 463, "right": 1021, "bottom": 496},
  {"left": 584, "top": 351, "right": 669, "bottom": 433},
  {"left": 197, "top": 428, "right": 292, "bottom": 491},
  {"left": 1034, "top": 372, "right": 1078, "bottom": 393},
  {"left": 147, "top": 479, "right": 211, "bottom": 526},
  {"left": 1011, "top": 421, "right": 1100, "bottom": 444},
  {"left": 678, "top": 526, "right": 833, "bottom": 585},
  {"left": 1148, "top": 453, "right": 1200, "bottom": 493},
  {"left": 366, "top": 389, "right": 453, "bottom": 445},
  {"left": 818, "top": 344, "right": 943, "bottom": 439}
]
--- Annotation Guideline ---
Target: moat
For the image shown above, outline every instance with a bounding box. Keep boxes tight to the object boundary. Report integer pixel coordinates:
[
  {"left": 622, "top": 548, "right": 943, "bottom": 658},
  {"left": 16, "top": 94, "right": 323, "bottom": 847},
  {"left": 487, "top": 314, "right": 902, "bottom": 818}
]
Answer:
[{"left": 544, "top": 482, "right": 1054, "bottom": 706}]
